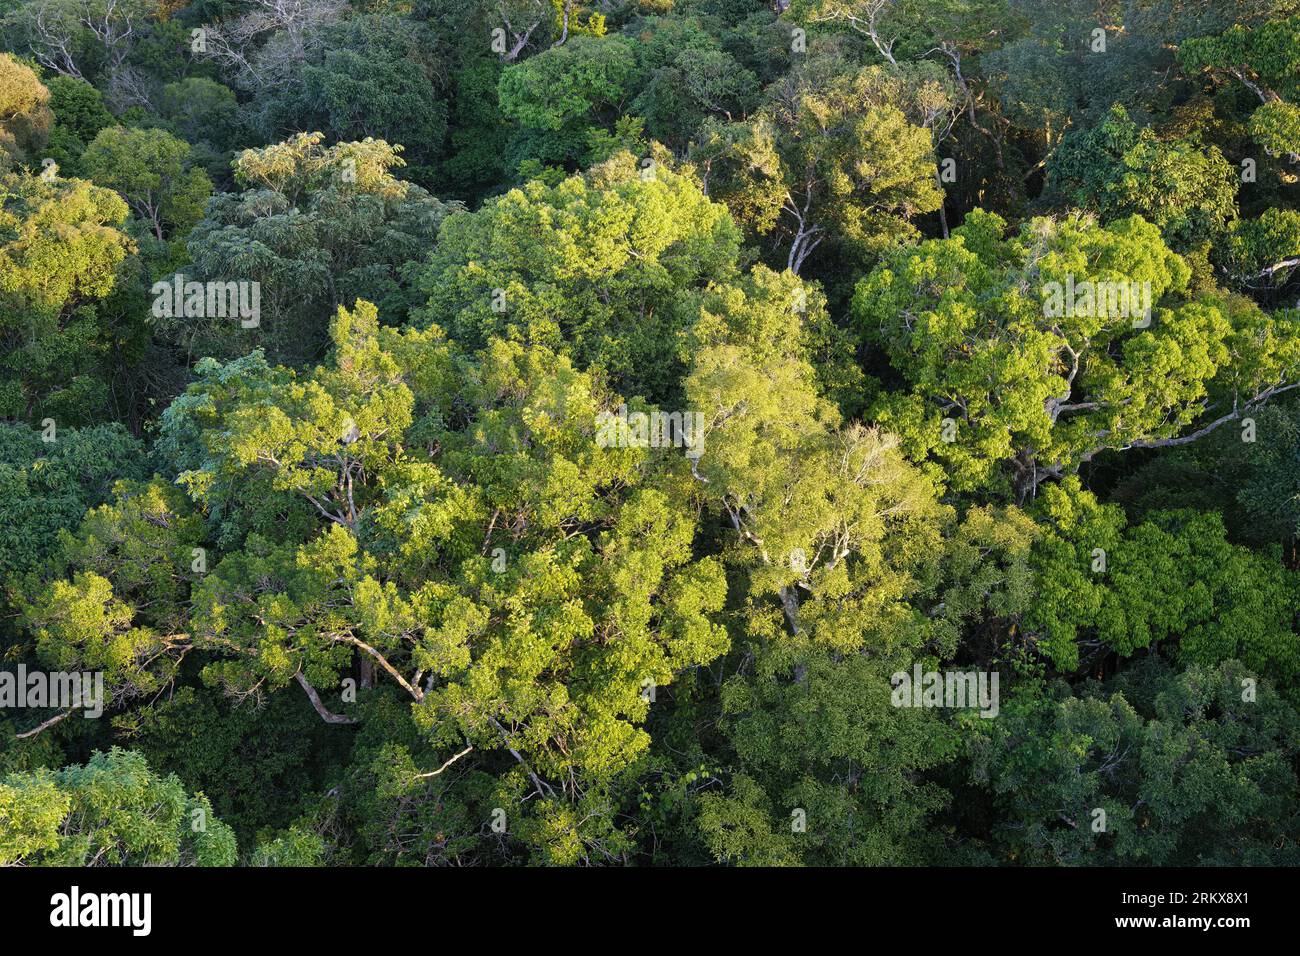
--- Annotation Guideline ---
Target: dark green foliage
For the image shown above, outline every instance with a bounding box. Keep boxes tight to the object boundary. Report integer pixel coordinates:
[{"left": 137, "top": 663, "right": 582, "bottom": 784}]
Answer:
[{"left": 0, "top": 421, "right": 145, "bottom": 582}]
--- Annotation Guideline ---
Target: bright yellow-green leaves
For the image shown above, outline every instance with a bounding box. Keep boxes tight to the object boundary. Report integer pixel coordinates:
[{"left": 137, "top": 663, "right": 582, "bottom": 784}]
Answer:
[
  {"left": 855, "top": 210, "right": 1300, "bottom": 497},
  {"left": 233, "top": 133, "right": 411, "bottom": 204},
  {"left": 0, "top": 774, "right": 69, "bottom": 863},
  {"left": 0, "top": 53, "right": 51, "bottom": 168},
  {"left": 60, "top": 288, "right": 737, "bottom": 859},
  {"left": 415, "top": 150, "right": 741, "bottom": 402},
  {"left": 685, "top": 263, "right": 944, "bottom": 657},
  {"left": 693, "top": 56, "right": 943, "bottom": 273},
  {"left": 19, "top": 479, "right": 201, "bottom": 708},
  {"left": 0, "top": 169, "right": 133, "bottom": 421}
]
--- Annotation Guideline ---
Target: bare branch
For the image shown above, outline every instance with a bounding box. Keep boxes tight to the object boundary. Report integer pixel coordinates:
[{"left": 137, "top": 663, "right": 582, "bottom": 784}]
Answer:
[
  {"left": 294, "top": 671, "right": 358, "bottom": 725},
  {"left": 412, "top": 745, "right": 474, "bottom": 779},
  {"left": 14, "top": 708, "right": 77, "bottom": 740}
]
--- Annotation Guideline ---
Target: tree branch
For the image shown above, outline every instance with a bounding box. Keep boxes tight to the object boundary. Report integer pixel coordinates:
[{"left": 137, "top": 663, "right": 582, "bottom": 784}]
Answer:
[
  {"left": 294, "top": 672, "right": 358, "bottom": 725},
  {"left": 412, "top": 744, "right": 473, "bottom": 779},
  {"left": 14, "top": 708, "right": 77, "bottom": 740}
]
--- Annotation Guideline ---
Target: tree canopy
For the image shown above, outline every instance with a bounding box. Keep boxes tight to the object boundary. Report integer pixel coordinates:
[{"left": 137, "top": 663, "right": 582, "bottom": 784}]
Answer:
[{"left": 2, "top": 0, "right": 1299, "bottom": 874}]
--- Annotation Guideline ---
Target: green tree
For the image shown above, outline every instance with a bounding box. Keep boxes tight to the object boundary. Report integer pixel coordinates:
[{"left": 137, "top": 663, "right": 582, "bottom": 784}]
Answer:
[
  {"left": 81, "top": 125, "right": 213, "bottom": 242},
  {"left": 1025, "top": 477, "right": 1300, "bottom": 689},
  {"left": 853, "top": 209, "right": 1300, "bottom": 498},
  {"left": 156, "top": 78, "right": 244, "bottom": 184},
  {"left": 166, "top": 133, "right": 456, "bottom": 367},
  {"left": 413, "top": 150, "right": 741, "bottom": 403},
  {"left": 498, "top": 34, "right": 637, "bottom": 170},
  {"left": 0, "top": 53, "right": 52, "bottom": 168},
  {"left": 966, "top": 658, "right": 1300, "bottom": 865},
  {"left": 1179, "top": 16, "right": 1300, "bottom": 161},
  {"left": 0, "top": 747, "right": 236, "bottom": 865},
  {"left": 256, "top": 15, "right": 449, "bottom": 181},
  {"left": 0, "top": 421, "right": 145, "bottom": 582},
  {"left": 692, "top": 55, "right": 942, "bottom": 273},
  {"left": 627, "top": 16, "right": 760, "bottom": 151},
  {"left": 0, "top": 169, "right": 134, "bottom": 423},
  {"left": 1046, "top": 104, "right": 1240, "bottom": 256},
  {"left": 43, "top": 75, "right": 113, "bottom": 177},
  {"left": 36, "top": 298, "right": 731, "bottom": 862}
]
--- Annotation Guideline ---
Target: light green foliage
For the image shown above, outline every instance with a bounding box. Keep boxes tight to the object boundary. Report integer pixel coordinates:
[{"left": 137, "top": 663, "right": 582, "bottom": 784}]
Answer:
[
  {"left": 19, "top": 478, "right": 202, "bottom": 709},
  {"left": 0, "top": 169, "right": 133, "bottom": 423},
  {"left": 1179, "top": 16, "right": 1300, "bottom": 159},
  {"left": 1220, "top": 207, "right": 1300, "bottom": 289},
  {"left": 80, "top": 125, "right": 212, "bottom": 243},
  {"left": 0, "top": 747, "right": 236, "bottom": 865},
  {"left": 686, "top": 263, "right": 941, "bottom": 635},
  {"left": 64, "top": 299, "right": 732, "bottom": 860},
  {"left": 1178, "top": 17, "right": 1300, "bottom": 104},
  {"left": 414, "top": 150, "right": 741, "bottom": 402},
  {"left": 693, "top": 55, "right": 943, "bottom": 272},
  {"left": 854, "top": 209, "right": 1300, "bottom": 497},
  {"left": 696, "top": 773, "right": 801, "bottom": 866},
  {"left": 681, "top": 253, "right": 961, "bottom": 866},
  {"left": 250, "top": 825, "right": 326, "bottom": 866},
  {"left": 502, "top": 37, "right": 634, "bottom": 133},
  {"left": 1249, "top": 99, "right": 1300, "bottom": 160}
]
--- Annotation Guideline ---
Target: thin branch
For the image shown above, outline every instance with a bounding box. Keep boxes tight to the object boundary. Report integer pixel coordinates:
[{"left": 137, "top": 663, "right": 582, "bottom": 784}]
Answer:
[
  {"left": 489, "top": 716, "right": 555, "bottom": 798},
  {"left": 14, "top": 708, "right": 77, "bottom": 740},
  {"left": 412, "top": 745, "right": 474, "bottom": 779}
]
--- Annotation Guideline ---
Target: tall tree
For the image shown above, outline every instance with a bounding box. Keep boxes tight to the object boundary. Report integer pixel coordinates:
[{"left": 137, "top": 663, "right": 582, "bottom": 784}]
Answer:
[{"left": 854, "top": 209, "right": 1300, "bottom": 498}]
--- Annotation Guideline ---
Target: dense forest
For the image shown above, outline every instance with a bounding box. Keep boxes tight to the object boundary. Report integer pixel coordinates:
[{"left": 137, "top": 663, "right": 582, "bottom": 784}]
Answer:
[{"left": 1, "top": 0, "right": 1299, "bottom": 868}]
